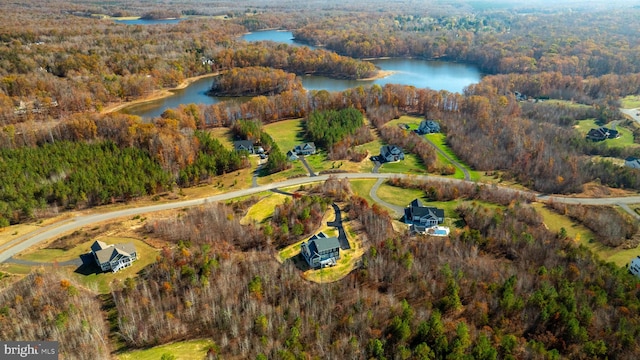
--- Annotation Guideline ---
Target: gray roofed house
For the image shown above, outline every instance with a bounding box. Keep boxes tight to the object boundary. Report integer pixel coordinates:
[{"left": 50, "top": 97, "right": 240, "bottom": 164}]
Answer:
[
  {"left": 625, "top": 157, "right": 640, "bottom": 169},
  {"left": 380, "top": 145, "right": 405, "bottom": 162},
  {"left": 416, "top": 120, "right": 441, "bottom": 135},
  {"left": 405, "top": 198, "right": 445, "bottom": 233},
  {"left": 90, "top": 240, "right": 137, "bottom": 273},
  {"left": 294, "top": 142, "right": 316, "bottom": 155},
  {"left": 233, "top": 140, "right": 254, "bottom": 154},
  {"left": 287, "top": 149, "right": 299, "bottom": 161},
  {"left": 300, "top": 232, "right": 341, "bottom": 269}
]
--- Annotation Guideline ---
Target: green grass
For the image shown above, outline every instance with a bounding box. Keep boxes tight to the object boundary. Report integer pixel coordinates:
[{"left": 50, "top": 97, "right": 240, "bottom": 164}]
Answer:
[
  {"left": 376, "top": 183, "right": 424, "bottom": 208},
  {"left": 349, "top": 179, "right": 377, "bottom": 205},
  {"left": 207, "top": 127, "right": 234, "bottom": 150},
  {"left": 425, "top": 133, "right": 480, "bottom": 180},
  {"left": 0, "top": 263, "right": 32, "bottom": 275},
  {"left": 621, "top": 95, "right": 640, "bottom": 109},
  {"left": 385, "top": 115, "right": 423, "bottom": 130},
  {"left": 117, "top": 339, "right": 216, "bottom": 360},
  {"left": 263, "top": 118, "right": 306, "bottom": 152},
  {"left": 241, "top": 193, "right": 288, "bottom": 224},
  {"left": 532, "top": 203, "right": 637, "bottom": 267},
  {"left": 378, "top": 153, "right": 427, "bottom": 174}
]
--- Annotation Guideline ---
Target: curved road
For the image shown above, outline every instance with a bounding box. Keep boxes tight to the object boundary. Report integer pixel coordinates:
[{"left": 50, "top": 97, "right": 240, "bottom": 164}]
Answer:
[
  {"left": 2, "top": 172, "right": 640, "bottom": 263},
  {"left": 369, "top": 178, "right": 404, "bottom": 217}
]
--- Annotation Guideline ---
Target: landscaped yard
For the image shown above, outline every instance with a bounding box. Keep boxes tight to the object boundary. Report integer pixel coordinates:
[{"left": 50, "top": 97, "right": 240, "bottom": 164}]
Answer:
[
  {"left": 303, "top": 223, "right": 365, "bottom": 283},
  {"left": 69, "top": 238, "right": 159, "bottom": 294},
  {"left": 576, "top": 119, "right": 637, "bottom": 149},
  {"left": 117, "top": 339, "right": 216, "bottom": 360},
  {"left": 375, "top": 183, "right": 425, "bottom": 208},
  {"left": 378, "top": 153, "right": 427, "bottom": 174},
  {"left": 385, "top": 115, "right": 424, "bottom": 130},
  {"left": 206, "top": 127, "right": 234, "bottom": 150}
]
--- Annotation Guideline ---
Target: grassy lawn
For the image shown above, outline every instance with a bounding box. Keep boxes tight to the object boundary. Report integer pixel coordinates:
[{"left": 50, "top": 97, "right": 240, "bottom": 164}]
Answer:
[
  {"left": 376, "top": 183, "right": 424, "bottom": 208},
  {"left": 385, "top": 115, "right": 424, "bottom": 130},
  {"left": 532, "top": 203, "right": 637, "bottom": 267},
  {"left": 68, "top": 238, "right": 159, "bottom": 294},
  {"left": 378, "top": 153, "right": 427, "bottom": 174},
  {"left": 575, "top": 119, "right": 637, "bottom": 149},
  {"left": 241, "top": 193, "right": 288, "bottom": 224},
  {"left": 425, "top": 133, "right": 481, "bottom": 181},
  {"left": 206, "top": 127, "right": 234, "bottom": 150},
  {"left": 117, "top": 339, "right": 216, "bottom": 360},
  {"left": 263, "top": 118, "right": 305, "bottom": 152},
  {"left": 621, "top": 95, "right": 640, "bottom": 109},
  {"left": 349, "top": 179, "right": 377, "bottom": 205}
]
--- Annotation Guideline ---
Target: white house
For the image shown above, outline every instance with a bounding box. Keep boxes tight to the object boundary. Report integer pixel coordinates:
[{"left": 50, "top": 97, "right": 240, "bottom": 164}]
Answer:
[{"left": 91, "top": 240, "right": 137, "bottom": 273}]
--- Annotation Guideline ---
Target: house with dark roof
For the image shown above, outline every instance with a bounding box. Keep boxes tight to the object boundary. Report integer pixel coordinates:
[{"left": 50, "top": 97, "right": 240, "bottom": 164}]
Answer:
[
  {"left": 404, "top": 199, "right": 445, "bottom": 233},
  {"left": 300, "top": 232, "right": 340, "bottom": 269},
  {"left": 625, "top": 157, "right": 640, "bottom": 169},
  {"left": 90, "top": 240, "right": 137, "bottom": 273},
  {"left": 294, "top": 142, "right": 316, "bottom": 155},
  {"left": 586, "top": 127, "right": 619, "bottom": 141},
  {"left": 233, "top": 140, "right": 254, "bottom": 154},
  {"left": 416, "top": 120, "right": 441, "bottom": 135},
  {"left": 380, "top": 145, "right": 405, "bottom": 162}
]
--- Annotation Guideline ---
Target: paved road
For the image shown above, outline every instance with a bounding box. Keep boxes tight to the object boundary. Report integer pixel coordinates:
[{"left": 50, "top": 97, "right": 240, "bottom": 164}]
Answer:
[{"left": 3, "top": 172, "right": 640, "bottom": 263}]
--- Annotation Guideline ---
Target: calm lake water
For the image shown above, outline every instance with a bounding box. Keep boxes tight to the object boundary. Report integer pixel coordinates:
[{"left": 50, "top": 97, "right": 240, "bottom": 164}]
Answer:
[{"left": 122, "top": 30, "right": 481, "bottom": 118}]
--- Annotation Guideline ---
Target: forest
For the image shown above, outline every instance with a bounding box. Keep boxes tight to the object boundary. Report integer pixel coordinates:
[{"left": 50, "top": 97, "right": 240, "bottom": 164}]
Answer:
[{"left": 1, "top": 0, "right": 640, "bottom": 358}]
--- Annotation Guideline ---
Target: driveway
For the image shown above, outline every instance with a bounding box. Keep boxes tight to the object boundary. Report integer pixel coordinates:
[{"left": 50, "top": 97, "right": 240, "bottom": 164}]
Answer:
[
  {"left": 369, "top": 178, "right": 404, "bottom": 218},
  {"left": 299, "top": 155, "right": 317, "bottom": 177},
  {"left": 419, "top": 134, "right": 471, "bottom": 181},
  {"left": 327, "top": 203, "right": 350, "bottom": 250},
  {"left": 620, "top": 108, "right": 640, "bottom": 124}
]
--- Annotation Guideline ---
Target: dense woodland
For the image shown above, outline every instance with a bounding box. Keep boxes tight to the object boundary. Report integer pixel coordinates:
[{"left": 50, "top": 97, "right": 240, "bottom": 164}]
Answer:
[
  {"left": 208, "top": 66, "right": 302, "bottom": 97},
  {"left": 2, "top": 0, "right": 640, "bottom": 358},
  {"left": 3, "top": 179, "right": 639, "bottom": 358}
]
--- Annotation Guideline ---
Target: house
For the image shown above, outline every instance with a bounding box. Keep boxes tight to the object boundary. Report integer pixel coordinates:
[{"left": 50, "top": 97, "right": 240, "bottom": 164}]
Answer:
[
  {"left": 286, "top": 150, "right": 299, "bottom": 161},
  {"left": 404, "top": 198, "right": 445, "bottom": 233},
  {"left": 629, "top": 256, "right": 640, "bottom": 278},
  {"left": 300, "top": 232, "right": 341, "bottom": 269},
  {"left": 379, "top": 145, "right": 405, "bottom": 162},
  {"left": 416, "top": 120, "right": 441, "bottom": 135},
  {"left": 90, "top": 240, "right": 137, "bottom": 273},
  {"left": 294, "top": 142, "right": 316, "bottom": 155},
  {"left": 586, "top": 127, "right": 619, "bottom": 141},
  {"left": 233, "top": 140, "right": 254, "bottom": 154},
  {"left": 625, "top": 157, "right": 640, "bottom": 169}
]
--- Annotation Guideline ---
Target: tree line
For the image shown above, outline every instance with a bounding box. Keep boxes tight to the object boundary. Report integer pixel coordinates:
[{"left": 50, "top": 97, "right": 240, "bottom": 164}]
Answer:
[{"left": 208, "top": 66, "right": 302, "bottom": 97}]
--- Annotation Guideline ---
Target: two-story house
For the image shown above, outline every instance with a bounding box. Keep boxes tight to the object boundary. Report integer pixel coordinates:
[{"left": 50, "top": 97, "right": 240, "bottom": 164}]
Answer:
[{"left": 300, "top": 232, "right": 340, "bottom": 269}]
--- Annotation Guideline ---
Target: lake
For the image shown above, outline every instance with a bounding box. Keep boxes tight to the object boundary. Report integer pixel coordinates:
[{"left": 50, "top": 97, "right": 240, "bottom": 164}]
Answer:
[{"left": 122, "top": 30, "right": 481, "bottom": 118}]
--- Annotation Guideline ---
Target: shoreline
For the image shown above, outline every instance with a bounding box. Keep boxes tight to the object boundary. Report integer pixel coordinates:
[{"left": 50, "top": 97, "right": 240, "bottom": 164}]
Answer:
[
  {"left": 100, "top": 73, "right": 219, "bottom": 115},
  {"left": 359, "top": 70, "right": 395, "bottom": 81}
]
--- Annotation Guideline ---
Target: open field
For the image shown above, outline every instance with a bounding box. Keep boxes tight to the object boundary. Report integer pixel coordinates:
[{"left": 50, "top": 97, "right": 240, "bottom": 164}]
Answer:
[
  {"left": 378, "top": 153, "right": 427, "bottom": 174},
  {"left": 241, "top": 192, "right": 288, "bottom": 224},
  {"left": 206, "top": 127, "right": 234, "bottom": 150},
  {"left": 425, "top": 133, "right": 481, "bottom": 181},
  {"left": 532, "top": 203, "right": 638, "bottom": 267},
  {"left": 117, "top": 339, "right": 216, "bottom": 360},
  {"left": 375, "top": 183, "right": 424, "bottom": 208},
  {"left": 263, "top": 118, "right": 305, "bottom": 153}
]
